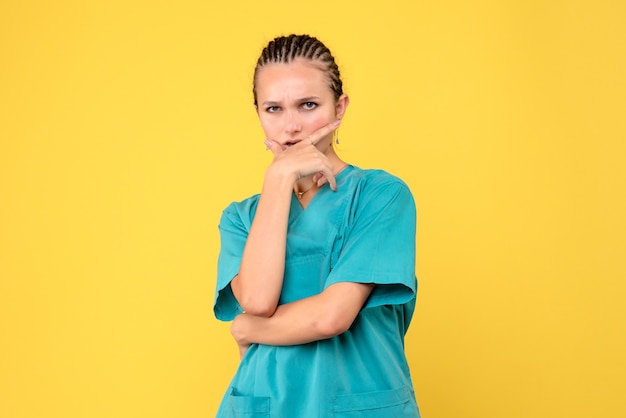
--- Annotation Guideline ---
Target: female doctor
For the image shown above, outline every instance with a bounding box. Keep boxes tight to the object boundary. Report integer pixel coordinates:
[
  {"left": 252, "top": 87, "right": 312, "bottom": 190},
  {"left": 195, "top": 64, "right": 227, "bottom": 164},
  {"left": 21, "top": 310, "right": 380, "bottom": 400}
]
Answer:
[{"left": 214, "top": 34, "right": 420, "bottom": 417}]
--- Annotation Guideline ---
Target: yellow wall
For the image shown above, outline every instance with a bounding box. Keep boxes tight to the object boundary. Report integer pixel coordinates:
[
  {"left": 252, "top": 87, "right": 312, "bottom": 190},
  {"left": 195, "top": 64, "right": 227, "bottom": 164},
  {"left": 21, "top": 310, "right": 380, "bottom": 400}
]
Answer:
[{"left": 1, "top": 1, "right": 624, "bottom": 417}]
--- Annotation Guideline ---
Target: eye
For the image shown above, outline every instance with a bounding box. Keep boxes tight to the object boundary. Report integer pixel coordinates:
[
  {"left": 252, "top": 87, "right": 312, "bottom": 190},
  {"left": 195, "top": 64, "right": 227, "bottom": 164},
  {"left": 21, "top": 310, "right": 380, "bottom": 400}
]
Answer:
[
  {"left": 301, "top": 102, "right": 317, "bottom": 110},
  {"left": 266, "top": 106, "right": 281, "bottom": 113}
]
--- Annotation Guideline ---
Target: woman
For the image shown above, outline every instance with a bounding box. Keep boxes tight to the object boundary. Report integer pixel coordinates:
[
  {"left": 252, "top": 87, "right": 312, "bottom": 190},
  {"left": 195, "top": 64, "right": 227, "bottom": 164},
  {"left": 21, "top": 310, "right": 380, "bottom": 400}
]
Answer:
[{"left": 214, "top": 34, "right": 420, "bottom": 417}]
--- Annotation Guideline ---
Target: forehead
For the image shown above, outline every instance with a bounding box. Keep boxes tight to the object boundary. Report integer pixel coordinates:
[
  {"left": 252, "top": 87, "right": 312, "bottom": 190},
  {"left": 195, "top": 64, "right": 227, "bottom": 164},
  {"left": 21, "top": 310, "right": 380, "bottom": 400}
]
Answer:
[{"left": 256, "top": 59, "right": 331, "bottom": 100}]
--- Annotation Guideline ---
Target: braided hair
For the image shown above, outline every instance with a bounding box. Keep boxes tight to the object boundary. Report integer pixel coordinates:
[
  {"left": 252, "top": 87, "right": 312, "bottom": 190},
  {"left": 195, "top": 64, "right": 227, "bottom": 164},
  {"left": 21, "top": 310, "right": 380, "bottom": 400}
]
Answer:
[{"left": 253, "top": 34, "right": 344, "bottom": 106}]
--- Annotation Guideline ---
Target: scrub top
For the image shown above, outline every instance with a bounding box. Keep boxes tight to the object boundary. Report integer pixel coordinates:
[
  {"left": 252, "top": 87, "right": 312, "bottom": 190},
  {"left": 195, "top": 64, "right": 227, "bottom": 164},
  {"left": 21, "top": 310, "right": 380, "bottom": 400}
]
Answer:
[{"left": 214, "top": 166, "right": 420, "bottom": 417}]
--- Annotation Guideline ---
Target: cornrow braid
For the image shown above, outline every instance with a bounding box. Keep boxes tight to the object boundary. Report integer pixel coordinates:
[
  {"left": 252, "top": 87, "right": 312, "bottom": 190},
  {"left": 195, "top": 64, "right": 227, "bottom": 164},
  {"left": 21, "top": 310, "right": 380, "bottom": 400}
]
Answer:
[{"left": 253, "top": 34, "right": 344, "bottom": 106}]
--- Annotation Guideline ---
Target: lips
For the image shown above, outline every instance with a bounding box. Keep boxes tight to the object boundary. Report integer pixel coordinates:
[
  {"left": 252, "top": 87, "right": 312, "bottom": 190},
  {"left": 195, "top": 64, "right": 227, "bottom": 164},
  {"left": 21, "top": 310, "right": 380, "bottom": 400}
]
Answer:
[{"left": 283, "top": 139, "right": 302, "bottom": 147}]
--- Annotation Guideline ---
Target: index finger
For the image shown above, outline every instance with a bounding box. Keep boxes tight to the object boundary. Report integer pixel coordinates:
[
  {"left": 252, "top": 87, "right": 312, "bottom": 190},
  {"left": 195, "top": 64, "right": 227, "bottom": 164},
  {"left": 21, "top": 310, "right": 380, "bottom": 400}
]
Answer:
[{"left": 308, "top": 119, "right": 342, "bottom": 146}]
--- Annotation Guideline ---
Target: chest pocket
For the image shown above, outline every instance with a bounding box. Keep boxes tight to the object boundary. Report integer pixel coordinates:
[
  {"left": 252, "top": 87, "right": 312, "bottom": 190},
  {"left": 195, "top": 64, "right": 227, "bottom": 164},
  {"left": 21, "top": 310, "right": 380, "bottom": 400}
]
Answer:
[
  {"left": 281, "top": 217, "right": 338, "bottom": 304},
  {"left": 280, "top": 253, "right": 327, "bottom": 304}
]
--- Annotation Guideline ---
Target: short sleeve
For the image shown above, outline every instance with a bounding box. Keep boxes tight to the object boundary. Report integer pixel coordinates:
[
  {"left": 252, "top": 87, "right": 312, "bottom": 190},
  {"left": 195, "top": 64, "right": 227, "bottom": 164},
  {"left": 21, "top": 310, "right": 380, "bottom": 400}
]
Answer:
[
  {"left": 213, "top": 203, "right": 249, "bottom": 321},
  {"left": 325, "top": 178, "right": 417, "bottom": 309}
]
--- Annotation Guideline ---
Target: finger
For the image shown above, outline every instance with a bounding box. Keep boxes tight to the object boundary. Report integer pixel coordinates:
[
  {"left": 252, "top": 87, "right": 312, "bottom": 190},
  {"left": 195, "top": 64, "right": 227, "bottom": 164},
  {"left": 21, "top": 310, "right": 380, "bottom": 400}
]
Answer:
[
  {"left": 316, "top": 176, "right": 329, "bottom": 188},
  {"left": 318, "top": 169, "right": 337, "bottom": 191},
  {"left": 308, "top": 118, "right": 342, "bottom": 146},
  {"left": 311, "top": 172, "right": 325, "bottom": 185},
  {"left": 312, "top": 169, "right": 333, "bottom": 189},
  {"left": 326, "top": 174, "right": 337, "bottom": 191},
  {"left": 264, "top": 139, "right": 281, "bottom": 155}
]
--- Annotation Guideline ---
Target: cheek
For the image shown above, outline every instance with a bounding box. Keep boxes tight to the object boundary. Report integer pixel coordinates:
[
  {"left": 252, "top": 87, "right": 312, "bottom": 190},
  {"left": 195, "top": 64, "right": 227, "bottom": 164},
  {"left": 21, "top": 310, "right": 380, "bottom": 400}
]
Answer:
[
  {"left": 304, "top": 113, "right": 333, "bottom": 133},
  {"left": 258, "top": 117, "right": 278, "bottom": 137}
]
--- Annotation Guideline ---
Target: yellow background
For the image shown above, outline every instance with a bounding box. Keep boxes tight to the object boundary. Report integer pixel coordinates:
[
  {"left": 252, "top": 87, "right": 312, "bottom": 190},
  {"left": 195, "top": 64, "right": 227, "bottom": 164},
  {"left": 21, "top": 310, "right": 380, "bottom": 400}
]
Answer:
[{"left": 1, "top": 1, "right": 624, "bottom": 417}]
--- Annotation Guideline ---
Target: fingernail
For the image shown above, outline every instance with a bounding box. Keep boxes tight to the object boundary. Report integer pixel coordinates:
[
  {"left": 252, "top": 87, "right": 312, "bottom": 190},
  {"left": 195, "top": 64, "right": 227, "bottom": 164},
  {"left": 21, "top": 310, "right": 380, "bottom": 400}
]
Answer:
[{"left": 264, "top": 140, "right": 271, "bottom": 149}]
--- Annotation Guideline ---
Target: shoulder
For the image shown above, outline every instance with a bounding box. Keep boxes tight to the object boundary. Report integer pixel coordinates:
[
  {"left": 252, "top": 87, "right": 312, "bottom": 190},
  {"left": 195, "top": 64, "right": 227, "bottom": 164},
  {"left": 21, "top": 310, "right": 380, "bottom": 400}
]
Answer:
[
  {"left": 219, "top": 193, "right": 261, "bottom": 230},
  {"left": 341, "top": 166, "right": 416, "bottom": 223},
  {"left": 347, "top": 166, "right": 414, "bottom": 202}
]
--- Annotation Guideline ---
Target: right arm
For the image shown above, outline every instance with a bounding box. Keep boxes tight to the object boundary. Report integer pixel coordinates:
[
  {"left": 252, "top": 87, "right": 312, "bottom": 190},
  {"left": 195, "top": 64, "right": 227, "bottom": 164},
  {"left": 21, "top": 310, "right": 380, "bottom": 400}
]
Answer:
[
  {"left": 230, "top": 120, "right": 341, "bottom": 317},
  {"left": 229, "top": 166, "right": 294, "bottom": 317}
]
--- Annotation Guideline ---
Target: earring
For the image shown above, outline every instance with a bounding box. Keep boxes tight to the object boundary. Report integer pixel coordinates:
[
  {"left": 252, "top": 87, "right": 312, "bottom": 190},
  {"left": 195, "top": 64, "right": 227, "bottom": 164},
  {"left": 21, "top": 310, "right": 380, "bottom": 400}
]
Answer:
[{"left": 334, "top": 130, "right": 340, "bottom": 145}]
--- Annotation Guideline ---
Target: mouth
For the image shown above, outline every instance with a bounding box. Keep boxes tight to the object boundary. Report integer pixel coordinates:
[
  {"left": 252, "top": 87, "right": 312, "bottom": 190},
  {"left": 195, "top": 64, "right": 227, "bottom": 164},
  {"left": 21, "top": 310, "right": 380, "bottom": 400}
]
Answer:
[{"left": 283, "top": 139, "right": 302, "bottom": 148}]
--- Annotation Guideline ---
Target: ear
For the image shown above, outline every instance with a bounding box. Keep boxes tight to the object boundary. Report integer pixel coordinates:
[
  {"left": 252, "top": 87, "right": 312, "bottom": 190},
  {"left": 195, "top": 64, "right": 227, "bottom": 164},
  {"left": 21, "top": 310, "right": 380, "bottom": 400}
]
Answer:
[{"left": 335, "top": 94, "right": 350, "bottom": 119}]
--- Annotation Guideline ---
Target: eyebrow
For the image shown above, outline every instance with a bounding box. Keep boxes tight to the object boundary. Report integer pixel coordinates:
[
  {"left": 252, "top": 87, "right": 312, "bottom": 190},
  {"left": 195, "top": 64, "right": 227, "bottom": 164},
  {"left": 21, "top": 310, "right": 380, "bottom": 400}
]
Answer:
[{"left": 261, "top": 96, "right": 321, "bottom": 106}]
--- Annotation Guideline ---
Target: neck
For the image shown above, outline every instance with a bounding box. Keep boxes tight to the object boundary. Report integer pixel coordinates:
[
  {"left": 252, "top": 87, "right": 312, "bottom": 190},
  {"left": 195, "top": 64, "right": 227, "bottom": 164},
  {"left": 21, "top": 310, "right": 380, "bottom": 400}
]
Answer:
[{"left": 294, "top": 178, "right": 317, "bottom": 200}]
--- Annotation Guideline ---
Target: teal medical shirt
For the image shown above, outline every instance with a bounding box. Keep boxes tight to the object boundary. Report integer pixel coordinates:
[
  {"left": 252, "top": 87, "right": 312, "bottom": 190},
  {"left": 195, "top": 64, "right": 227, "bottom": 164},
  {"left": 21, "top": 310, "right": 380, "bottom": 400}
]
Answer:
[{"left": 214, "top": 166, "right": 420, "bottom": 417}]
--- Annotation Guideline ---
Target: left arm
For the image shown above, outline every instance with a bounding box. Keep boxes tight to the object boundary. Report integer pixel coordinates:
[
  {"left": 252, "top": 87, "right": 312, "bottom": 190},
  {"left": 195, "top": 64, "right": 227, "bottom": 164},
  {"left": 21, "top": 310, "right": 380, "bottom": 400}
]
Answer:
[{"left": 231, "top": 281, "right": 374, "bottom": 356}]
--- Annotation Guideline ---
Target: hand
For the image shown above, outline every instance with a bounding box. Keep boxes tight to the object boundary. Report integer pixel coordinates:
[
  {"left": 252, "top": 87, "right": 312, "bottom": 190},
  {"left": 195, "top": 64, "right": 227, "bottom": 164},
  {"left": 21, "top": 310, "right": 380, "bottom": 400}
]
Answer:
[
  {"left": 264, "top": 119, "right": 341, "bottom": 191},
  {"left": 236, "top": 340, "right": 251, "bottom": 359},
  {"left": 231, "top": 313, "right": 251, "bottom": 359}
]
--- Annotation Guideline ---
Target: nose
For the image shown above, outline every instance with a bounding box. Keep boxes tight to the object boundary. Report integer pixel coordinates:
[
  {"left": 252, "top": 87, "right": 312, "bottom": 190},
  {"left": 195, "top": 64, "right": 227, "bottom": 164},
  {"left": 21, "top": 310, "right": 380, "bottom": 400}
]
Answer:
[{"left": 285, "top": 110, "right": 302, "bottom": 135}]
